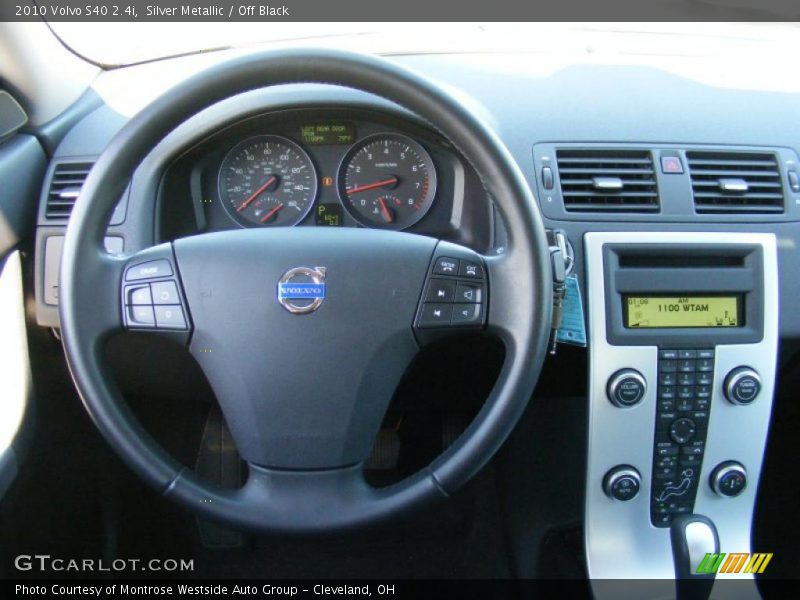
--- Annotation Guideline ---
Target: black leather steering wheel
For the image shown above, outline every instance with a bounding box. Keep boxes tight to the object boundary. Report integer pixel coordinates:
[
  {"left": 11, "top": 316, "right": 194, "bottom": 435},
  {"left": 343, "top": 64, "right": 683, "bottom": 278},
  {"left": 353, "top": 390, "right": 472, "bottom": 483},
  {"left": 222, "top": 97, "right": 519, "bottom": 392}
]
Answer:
[{"left": 59, "top": 49, "right": 552, "bottom": 533}]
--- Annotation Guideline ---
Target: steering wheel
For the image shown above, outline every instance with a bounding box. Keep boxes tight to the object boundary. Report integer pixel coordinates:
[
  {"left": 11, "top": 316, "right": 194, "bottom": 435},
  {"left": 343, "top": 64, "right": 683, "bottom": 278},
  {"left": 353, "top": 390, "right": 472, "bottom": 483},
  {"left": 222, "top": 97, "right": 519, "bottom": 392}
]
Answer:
[{"left": 59, "top": 49, "right": 552, "bottom": 533}]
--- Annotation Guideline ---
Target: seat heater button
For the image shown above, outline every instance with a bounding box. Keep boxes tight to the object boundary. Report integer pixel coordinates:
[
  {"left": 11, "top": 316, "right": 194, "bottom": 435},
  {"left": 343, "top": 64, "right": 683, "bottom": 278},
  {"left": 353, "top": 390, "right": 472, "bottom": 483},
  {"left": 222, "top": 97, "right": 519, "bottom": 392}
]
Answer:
[
  {"left": 125, "top": 259, "right": 173, "bottom": 281},
  {"left": 151, "top": 281, "right": 180, "bottom": 305},
  {"left": 127, "top": 305, "right": 155, "bottom": 327},
  {"left": 126, "top": 285, "right": 152, "bottom": 305},
  {"left": 154, "top": 305, "right": 187, "bottom": 330}
]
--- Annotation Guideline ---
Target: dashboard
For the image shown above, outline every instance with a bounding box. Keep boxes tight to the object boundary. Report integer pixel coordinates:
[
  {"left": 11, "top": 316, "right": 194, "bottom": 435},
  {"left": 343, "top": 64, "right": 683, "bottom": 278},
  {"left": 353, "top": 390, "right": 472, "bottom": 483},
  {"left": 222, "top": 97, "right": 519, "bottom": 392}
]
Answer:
[{"left": 24, "top": 48, "right": 800, "bottom": 586}]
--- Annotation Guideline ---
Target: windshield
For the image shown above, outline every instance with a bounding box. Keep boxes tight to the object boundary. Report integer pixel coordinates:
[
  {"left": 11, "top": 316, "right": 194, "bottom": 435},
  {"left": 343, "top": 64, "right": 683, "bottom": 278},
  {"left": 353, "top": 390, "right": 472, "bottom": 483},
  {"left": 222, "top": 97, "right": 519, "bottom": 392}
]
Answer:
[{"left": 49, "top": 22, "right": 799, "bottom": 67}]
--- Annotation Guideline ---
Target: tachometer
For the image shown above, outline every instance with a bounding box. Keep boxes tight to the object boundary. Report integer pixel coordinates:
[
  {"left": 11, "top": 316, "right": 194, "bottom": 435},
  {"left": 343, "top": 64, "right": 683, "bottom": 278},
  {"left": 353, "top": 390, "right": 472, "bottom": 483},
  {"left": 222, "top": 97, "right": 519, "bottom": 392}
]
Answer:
[
  {"left": 338, "top": 133, "right": 437, "bottom": 230},
  {"left": 218, "top": 136, "right": 317, "bottom": 227}
]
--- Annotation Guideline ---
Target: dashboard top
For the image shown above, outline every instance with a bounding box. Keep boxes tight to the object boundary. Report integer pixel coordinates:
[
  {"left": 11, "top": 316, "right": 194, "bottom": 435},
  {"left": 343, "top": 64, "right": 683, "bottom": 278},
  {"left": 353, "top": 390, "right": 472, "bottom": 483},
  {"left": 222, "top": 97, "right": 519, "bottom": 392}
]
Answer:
[{"left": 34, "top": 49, "right": 800, "bottom": 336}]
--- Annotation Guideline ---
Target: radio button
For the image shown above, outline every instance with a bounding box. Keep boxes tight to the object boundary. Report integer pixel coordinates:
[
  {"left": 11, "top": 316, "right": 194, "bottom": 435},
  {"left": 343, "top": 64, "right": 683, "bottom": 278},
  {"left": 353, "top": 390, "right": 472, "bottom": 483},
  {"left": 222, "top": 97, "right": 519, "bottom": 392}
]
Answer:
[
  {"left": 695, "top": 385, "right": 711, "bottom": 399},
  {"left": 696, "top": 358, "right": 715, "bottom": 372},
  {"left": 658, "top": 386, "right": 676, "bottom": 400},
  {"left": 694, "top": 398, "right": 710, "bottom": 411},
  {"left": 678, "top": 349, "right": 697, "bottom": 359},
  {"left": 669, "top": 418, "right": 697, "bottom": 444},
  {"left": 696, "top": 372, "right": 713, "bottom": 386},
  {"left": 659, "top": 349, "right": 679, "bottom": 360},
  {"left": 659, "top": 359, "right": 678, "bottom": 372},
  {"left": 724, "top": 367, "right": 761, "bottom": 405},
  {"left": 659, "top": 399, "right": 676, "bottom": 412},
  {"left": 659, "top": 372, "right": 677, "bottom": 386}
]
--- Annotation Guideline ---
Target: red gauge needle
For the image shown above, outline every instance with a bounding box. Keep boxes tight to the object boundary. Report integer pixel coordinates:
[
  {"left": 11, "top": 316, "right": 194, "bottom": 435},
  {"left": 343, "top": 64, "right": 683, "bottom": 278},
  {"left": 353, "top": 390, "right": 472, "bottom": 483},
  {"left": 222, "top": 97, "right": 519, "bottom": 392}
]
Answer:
[
  {"left": 378, "top": 197, "right": 394, "bottom": 223},
  {"left": 260, "top": 202, "right": 284, "bottom": 223},
  {"left": 346, "top": 177, "right": 398, "bottom": 196},
  {"left": 236, "top": 175, "right": 277, "bottom": 212}
]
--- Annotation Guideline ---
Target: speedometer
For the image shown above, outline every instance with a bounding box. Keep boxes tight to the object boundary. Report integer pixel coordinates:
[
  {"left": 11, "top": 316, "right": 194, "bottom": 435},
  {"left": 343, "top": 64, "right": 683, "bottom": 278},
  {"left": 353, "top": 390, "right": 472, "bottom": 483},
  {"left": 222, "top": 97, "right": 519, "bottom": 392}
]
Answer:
[
  {"left": 338, "top": 133, "right": 437, "bottom": 230},
  {"left": 218, "top": 136, "right": 318, "bottom": 227}
]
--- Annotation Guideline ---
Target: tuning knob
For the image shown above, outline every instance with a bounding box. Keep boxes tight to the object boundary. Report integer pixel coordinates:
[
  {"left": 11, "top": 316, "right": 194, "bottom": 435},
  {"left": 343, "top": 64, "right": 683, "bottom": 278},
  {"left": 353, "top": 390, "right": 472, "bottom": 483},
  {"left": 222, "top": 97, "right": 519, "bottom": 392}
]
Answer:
[
  {"left": 607, "top": 369, "right": 647, "bottom": 407},
  {"left": 710, "top": 461, "right": 747, "bottom": 497},
  {"left": 724, "top": 367, "right": 761, "bottom": 405},
  {"left": 603, "top": 466, "right": 641, "bottom": 501}
]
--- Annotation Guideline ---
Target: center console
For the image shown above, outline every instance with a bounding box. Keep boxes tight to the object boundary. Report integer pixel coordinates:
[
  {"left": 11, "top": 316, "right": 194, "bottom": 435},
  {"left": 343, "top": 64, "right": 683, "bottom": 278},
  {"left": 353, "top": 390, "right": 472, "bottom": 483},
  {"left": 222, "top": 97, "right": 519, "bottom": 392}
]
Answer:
[{"left": 583, "top": 232, "right": 778, "bottom": 592}]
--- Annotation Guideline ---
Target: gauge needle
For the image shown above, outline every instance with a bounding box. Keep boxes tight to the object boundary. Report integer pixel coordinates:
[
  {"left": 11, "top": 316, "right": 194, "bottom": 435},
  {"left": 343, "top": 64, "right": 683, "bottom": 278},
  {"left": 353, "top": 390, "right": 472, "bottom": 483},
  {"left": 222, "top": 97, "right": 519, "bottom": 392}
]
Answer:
[
  {"left": 260, "top": 202, "right": 284, "bottom": 223},
  {"left": 346, "top": 177, "right": 398, "bottom": 196},
  {"left": 237, "top": 175, "right": 277, "bottom": 212},
  {"left": 378, "top": 197, "right": 394, "bottom": 223}
]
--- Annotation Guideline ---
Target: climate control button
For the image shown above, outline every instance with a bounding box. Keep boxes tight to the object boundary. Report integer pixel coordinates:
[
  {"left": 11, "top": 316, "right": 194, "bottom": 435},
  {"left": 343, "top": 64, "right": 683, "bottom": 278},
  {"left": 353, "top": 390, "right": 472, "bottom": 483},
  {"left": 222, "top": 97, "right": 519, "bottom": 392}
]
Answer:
[
  {"left": 607, "top": 369, "right": 647, "bottom": 408},
  {"left": 710, "top": 461, "right": 747, "bottom": 497},
  {"left": 603, "top": 466, "right": 641, "bottom": 501}
]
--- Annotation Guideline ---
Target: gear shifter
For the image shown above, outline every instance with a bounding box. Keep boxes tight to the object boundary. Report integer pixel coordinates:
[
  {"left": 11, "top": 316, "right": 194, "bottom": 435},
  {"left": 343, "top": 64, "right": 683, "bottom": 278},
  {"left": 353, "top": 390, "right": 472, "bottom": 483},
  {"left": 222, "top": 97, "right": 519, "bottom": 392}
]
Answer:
[{"left": 670, "top": 514, "right": 720, "bottom": 600}]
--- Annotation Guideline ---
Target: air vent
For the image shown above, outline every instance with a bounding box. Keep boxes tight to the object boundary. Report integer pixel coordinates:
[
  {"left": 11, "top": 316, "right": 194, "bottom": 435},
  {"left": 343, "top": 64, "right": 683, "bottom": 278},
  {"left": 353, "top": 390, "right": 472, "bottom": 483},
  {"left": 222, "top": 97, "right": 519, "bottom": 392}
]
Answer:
[
  {"left": 687, "top": 151, "right": 784, "bottom": 213},
  {"left": 45, "top": 162, "right": 93, "bottom": 219},
  {"left": 556, "top": 149, "right": 659, "bottom": 212}
]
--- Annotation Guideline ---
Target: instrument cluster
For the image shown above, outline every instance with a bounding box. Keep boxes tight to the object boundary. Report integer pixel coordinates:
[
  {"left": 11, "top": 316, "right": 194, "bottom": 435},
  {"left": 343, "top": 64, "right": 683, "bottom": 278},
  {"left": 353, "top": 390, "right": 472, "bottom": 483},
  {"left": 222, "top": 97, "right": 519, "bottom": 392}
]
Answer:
[{"left": 213, "top": 118, "right": 440, "bottom": 231}]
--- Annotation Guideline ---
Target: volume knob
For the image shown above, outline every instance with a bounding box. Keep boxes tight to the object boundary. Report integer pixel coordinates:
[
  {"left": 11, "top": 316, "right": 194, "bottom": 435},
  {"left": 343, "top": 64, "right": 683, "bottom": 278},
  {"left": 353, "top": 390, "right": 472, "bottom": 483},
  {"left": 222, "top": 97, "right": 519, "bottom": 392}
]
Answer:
[{"left": 607, "top": 369, "right": 647, "bottom": 408}]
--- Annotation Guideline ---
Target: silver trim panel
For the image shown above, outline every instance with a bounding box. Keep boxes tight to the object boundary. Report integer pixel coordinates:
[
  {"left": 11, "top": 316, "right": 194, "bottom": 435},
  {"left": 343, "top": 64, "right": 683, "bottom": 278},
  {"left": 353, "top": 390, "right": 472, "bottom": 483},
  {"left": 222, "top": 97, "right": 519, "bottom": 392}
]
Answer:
[{"left": 584, "top": 232, "right": 778, "bottom": 593}]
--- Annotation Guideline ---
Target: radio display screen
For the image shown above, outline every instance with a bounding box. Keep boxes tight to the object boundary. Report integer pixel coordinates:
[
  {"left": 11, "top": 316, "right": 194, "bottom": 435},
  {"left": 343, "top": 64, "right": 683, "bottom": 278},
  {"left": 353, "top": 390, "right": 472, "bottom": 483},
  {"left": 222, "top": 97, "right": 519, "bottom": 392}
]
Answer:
[{"left": 624, "top": 295, "right": 741, "bottom": 329}]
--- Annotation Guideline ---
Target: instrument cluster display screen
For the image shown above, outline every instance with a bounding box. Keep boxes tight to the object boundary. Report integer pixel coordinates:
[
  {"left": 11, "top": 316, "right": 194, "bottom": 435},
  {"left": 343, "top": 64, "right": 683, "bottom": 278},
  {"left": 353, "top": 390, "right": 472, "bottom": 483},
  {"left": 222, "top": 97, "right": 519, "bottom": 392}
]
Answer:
[
  {"left": 624, "top": 295, "right": 741, "bottom": 328},
  {"left": 299, "top": 123, "right": 355, "bottom": 145}
]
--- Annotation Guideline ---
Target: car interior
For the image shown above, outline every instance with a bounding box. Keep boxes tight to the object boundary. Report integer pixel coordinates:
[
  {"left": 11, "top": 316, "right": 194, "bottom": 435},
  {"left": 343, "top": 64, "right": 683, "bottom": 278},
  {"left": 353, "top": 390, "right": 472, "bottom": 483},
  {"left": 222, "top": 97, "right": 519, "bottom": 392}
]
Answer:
[{"left": 0, "top": 20, "right": 798, "bottom": 595}]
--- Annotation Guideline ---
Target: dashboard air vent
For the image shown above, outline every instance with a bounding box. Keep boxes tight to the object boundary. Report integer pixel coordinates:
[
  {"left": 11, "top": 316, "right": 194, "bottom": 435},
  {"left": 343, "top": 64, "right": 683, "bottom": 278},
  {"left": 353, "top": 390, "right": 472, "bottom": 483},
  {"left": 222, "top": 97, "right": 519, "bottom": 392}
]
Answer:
[
  {"left": 45, "top": 162, "right": 93, "bottom": 219},
  {"left": 556, "top": 149, "right": 659, "bottom": 212},
  {"left": 687, "top": 151, "right": 784, "bottom": 213}
]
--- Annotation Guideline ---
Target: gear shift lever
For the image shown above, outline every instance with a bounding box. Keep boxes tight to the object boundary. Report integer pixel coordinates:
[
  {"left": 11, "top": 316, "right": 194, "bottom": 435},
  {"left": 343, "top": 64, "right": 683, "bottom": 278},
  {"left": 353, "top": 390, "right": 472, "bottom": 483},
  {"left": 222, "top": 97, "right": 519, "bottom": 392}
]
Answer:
[{"left": 671, "top": 514, "right": 720, "bottom": 600}]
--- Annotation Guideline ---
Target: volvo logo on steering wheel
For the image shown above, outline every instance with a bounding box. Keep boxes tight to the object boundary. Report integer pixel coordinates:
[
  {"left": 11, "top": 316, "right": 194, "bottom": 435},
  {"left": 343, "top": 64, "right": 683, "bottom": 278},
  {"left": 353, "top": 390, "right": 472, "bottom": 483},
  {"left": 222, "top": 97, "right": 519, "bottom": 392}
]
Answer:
[{"left": 277, "top": 266, "right": 327, "bottom": 314}]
